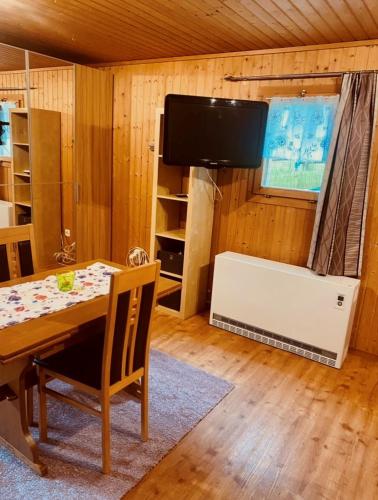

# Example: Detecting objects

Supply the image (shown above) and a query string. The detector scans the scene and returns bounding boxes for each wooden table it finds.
[0,259,181,475]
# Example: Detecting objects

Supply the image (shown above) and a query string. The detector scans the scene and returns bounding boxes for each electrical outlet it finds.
[64,228,71,238]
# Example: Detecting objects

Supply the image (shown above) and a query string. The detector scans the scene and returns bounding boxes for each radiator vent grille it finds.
[211,313,337,367]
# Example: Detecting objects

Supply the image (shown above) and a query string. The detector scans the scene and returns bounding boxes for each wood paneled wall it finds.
[109,42,378,355]
[0,67,74,234]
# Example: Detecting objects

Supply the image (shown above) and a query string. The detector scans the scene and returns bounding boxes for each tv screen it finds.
[163,94,268,168]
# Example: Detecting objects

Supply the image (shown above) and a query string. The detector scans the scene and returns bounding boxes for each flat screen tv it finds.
[163,94,268,168]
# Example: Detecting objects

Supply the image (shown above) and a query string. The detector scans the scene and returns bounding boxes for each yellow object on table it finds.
[56,271,75,292]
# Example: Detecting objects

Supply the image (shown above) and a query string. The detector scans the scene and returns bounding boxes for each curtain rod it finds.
[224,70,377,82]
[224,72,343,82]
[0,87,36,91]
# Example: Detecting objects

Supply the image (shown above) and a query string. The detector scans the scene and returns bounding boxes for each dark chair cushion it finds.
[35,331,105,390]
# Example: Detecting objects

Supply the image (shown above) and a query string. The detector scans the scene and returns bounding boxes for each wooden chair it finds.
[36,261,160,474]
[0,224,38,281]
[0,224,38,422]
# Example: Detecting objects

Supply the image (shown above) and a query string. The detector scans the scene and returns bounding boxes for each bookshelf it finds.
[150,108,215,319]
[10,108,61,269]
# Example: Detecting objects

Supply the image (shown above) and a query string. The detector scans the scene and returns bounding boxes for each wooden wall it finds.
[109,42,378,355]
[0,67,74,235]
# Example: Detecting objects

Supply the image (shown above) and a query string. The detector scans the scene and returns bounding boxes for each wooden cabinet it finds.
[74,65,113,262]
[10,107,61,269]
[150,109,215,319]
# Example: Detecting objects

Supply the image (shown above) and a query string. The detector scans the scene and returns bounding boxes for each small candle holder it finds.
[56,271,75,292]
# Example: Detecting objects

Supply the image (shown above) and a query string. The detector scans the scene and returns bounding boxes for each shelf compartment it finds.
[154,236,184,258]
[12,144,30,174]
[10,111,29,144]
[14,175,31,207]
[157,274,182,312]
[14,204,31,225]
[157,163,189,197]
[156,197,187,236]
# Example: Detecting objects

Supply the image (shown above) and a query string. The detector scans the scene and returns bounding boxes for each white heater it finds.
[210,252,360,368]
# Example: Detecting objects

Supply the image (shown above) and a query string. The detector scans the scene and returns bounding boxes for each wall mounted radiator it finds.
[210,252,360,369]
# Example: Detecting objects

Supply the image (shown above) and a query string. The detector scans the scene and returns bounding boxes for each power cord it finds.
[54,235,76,265]
[206,168,223,201]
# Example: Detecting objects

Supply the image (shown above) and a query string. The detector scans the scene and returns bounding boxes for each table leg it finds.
[0,359,47,476]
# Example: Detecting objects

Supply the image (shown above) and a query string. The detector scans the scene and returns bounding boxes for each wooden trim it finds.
[250,193,317,211]
[93,39,378,68]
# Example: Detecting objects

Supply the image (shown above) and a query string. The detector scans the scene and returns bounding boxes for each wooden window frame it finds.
[251,89,340,208]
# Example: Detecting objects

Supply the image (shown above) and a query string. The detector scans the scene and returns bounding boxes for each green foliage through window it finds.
[262,96,338,193]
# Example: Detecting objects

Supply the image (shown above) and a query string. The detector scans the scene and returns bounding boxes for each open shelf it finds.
[155,228,186,241]
[15,201,31,208]
[160,269,183,279]
[10,111,29,144]
[13,172,31,179]
[157,194,189,202]
[15,201,32,208]
[11,108,28,114]
[150,109,215,319]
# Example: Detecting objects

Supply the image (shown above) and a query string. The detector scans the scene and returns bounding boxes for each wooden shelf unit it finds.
[150,108,215,319]
[10,107,61,269]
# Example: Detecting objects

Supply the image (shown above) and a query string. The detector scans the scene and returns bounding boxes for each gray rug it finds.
[0,350,233,499]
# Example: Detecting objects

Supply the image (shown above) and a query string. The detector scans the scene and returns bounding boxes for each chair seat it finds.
[35,331,105,390]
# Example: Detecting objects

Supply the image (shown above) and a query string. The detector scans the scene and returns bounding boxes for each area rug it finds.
[0,350,233,499]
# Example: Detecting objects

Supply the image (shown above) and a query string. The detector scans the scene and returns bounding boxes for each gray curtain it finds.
[308,72,377,277]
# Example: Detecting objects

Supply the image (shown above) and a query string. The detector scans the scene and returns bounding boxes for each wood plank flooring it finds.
[124,311,378,500]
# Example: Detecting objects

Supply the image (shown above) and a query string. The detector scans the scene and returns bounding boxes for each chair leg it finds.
[141,375,148,441]
[26,387,34,426]
[38,368,48,442]
[101,394,111,474]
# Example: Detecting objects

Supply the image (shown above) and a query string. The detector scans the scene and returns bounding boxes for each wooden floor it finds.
[125,311,378,500]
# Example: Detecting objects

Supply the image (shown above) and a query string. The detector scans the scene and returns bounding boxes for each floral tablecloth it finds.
[0,262,120,330]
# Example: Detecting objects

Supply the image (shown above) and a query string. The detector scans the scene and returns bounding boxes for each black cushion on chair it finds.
[35,331,105,390]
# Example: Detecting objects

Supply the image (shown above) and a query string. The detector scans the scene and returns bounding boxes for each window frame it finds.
[253,92,339,204]
[0,95,24,159]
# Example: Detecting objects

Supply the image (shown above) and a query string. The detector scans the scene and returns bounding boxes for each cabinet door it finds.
[75,65,113,262]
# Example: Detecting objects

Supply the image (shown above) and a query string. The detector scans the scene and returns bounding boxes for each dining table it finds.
[0,259,181,475]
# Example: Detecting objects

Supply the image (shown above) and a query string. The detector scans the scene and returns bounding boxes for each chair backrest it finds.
[0,224,37,282]
[102,261,160,388]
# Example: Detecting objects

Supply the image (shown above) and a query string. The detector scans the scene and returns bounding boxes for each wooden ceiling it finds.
[0,44,26,71]
[1,0,378,64]
[0,43,71,71]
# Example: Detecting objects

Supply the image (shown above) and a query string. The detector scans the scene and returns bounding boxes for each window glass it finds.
[0,102,17,157]
[262,96,339,193]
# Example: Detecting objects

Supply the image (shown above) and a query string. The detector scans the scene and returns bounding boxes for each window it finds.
[0,102,16,157]
[254,96,339,201]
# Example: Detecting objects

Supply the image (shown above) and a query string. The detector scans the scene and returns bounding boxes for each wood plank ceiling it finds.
[0,43,71,71]
[1,0,378,64]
